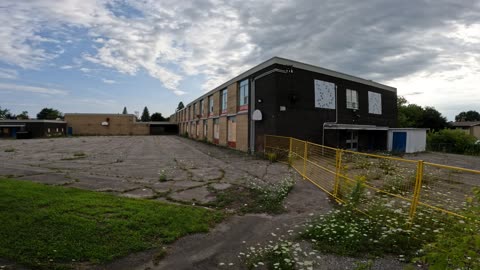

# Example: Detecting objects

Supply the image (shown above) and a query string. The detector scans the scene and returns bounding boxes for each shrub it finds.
[427,129,477,154]
[266,152,278,163]
[420,188,480,269]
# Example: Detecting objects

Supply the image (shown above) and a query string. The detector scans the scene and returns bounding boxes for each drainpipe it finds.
[250,68,290,154]
[322,85,338,147]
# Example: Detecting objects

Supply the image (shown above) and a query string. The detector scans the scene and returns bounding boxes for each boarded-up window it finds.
[213,119,219,139]
[368,91,382,115]
[227,117,236,142]
[203,120,207,137]
[196,121,200,137]
[314,79,336,109]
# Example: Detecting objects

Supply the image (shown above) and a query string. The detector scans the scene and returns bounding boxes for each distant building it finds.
[172,57,398,153]
[64,113,178,136]
[451,121,480,139]
[0,120,66,139]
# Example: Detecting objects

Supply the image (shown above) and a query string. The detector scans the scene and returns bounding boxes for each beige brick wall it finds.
[227,82,238,114]
[65,114,149,136]
[219,116,227,146]
[236,114,249,151]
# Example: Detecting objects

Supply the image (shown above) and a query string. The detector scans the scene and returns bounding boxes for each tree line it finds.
[397,96,479,130]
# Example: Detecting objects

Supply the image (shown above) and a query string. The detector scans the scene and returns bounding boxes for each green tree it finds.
[422,106,449,131]
[140,106,150,122]
[150,112,165,121]
[176,102,184,111]
[397,96,448,130]
[122,107,128,114]
[0,106,10,119]
[17,111,29,120]
[455,110,480,122]
[37,108,63,120]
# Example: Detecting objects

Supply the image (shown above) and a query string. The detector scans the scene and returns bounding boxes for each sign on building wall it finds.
[314,79,336,109]
[368,91,382,114]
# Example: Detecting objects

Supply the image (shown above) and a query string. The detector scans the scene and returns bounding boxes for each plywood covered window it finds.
[203,120,207,137]
[368,91,382,115]
[213,119,219,140]
[346,89,359,109]
[314,79,336,109]
[227,116,236,147]
[239,79,249,111]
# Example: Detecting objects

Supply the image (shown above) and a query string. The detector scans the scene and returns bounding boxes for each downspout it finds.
[322,85,338,146]
[250,68,289,154]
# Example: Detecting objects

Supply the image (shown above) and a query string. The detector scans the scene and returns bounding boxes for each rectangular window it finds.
[221,89,228,114]
[209,95,214,115]
[227,116,236,148]
[346,89,359,109]
[200,100,204,116]
[203,120,207,137]
[239,79,249,110]
[193,103,197,117]
[368,91,382,115]
[213,119,219,142]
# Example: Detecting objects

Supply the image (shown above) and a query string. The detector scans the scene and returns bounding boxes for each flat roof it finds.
[180,56,397,111]
[64,113,136,117]
[324,123,389,131]
[451,121,480,127]
[0,120,66,124]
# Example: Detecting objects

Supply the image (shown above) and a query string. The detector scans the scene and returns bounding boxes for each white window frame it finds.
[346,89,359,110]
[221,89,228,112]
[239,79,249,107]
[209,95,214,115]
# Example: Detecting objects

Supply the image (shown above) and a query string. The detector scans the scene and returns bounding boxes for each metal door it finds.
[392,132,407,152]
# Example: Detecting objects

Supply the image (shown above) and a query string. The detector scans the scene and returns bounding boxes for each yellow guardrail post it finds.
[303,141,308,178]
[333,149,343,198]
[409,160,424,224]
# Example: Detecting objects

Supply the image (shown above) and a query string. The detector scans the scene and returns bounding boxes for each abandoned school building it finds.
[0,119,67,139]
[171,57,425,153]
[64,113,178,136]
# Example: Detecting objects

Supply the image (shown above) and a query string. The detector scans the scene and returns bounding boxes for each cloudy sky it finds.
[0,0,479,120]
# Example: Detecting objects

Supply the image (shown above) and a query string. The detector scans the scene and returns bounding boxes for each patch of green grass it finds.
[73,151,86,157]
[0,178,223,269]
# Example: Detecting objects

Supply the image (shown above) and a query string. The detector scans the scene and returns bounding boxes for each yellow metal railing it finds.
[265,135,480,223]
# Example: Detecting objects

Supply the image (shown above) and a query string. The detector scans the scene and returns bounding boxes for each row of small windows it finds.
[345,89,382,114]
[182,79,249,119]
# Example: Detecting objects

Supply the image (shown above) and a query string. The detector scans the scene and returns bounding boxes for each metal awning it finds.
[0,125,25,128]
[324,123,389,131]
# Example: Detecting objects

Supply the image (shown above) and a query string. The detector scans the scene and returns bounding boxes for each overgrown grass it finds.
[0,178,223,269]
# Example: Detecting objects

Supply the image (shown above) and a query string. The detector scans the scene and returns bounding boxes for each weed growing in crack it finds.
[247,176,295,214]
[159,170,167,182]
[4,148,15,153]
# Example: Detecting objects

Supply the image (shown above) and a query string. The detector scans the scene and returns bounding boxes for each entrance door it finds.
[392,132,407,152]
[346,131,358,151]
